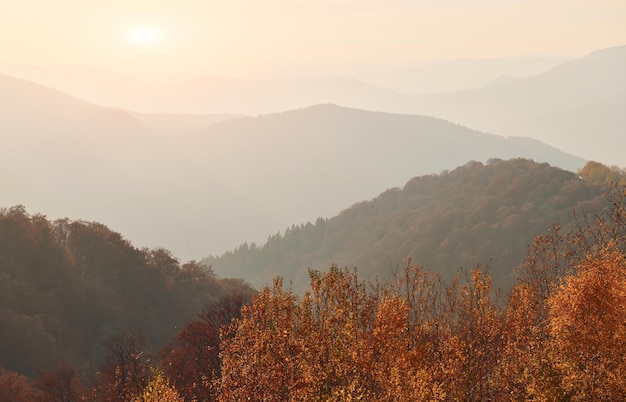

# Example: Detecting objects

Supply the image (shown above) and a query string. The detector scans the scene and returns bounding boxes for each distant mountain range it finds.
[409,45,626,166]
[0,56,566,111]
[207,159,607,293]
[3,45,623,165]
[355,56,567,94]
[0,72,587,260]
[128,111,241,131]
[0,62,406,115]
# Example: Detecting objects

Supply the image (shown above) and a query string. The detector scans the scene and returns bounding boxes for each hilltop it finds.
[208,159,607,292]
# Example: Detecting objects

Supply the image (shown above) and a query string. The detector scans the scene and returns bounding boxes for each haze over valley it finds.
[1,41,624,270]
[1,73,588,260]
[2,43,624,260]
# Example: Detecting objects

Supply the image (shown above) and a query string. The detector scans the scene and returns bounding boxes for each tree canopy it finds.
[0,206,253,379]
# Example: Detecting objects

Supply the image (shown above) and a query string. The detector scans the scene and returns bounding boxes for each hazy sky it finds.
[2,0,625,77]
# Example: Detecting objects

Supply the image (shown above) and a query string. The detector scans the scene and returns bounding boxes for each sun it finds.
[129,26,161,47]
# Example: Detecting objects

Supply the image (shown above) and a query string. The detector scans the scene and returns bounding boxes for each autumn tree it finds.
[219,268,380,400]
[547,248,626,400]
[218,265,507,400]
[498,183,626,399]
[95,330,152,401]
[35,364,85,402]
[369,293,445,401]
[132,370,183,402]
[160,292,251,401]
[437,268,506,401]
[304,267,381,400]
[218,278,308,401]
[369,264,448,400]
[578,160,626,187]
[0,368,39,401]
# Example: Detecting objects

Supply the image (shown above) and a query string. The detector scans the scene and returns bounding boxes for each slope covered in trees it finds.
[1,171,624,400]
[0,206,253,379]
[208,159,608,293]
[217,185,626,400]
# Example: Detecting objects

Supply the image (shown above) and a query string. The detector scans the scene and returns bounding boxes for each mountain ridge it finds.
[1,72,589,260]
[2,44,623,164]
[207,158,607,293]
[409,45,626,165]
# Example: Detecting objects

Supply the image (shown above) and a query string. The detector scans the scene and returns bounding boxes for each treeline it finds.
[2,184,625,400]
[0,206,253,379]
[207,159,608,292]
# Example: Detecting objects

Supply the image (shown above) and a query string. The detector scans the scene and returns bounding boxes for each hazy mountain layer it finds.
[3,46,622,166]
[410,45,626,166]
[355,56,567,94]
[0,74,586,261]
[0,56,567,106]
[207,159,607,293]
[128,111,242,131]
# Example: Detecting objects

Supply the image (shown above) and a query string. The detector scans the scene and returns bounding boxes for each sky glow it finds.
[0,0,624,77]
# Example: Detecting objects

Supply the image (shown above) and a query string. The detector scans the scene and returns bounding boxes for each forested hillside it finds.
[3,183,624,400]
[0,207,253,378]
[0,163,624,400]
[208,159,607,292]
[216,184,626,401]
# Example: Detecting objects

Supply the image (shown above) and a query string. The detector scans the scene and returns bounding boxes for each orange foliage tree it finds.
[218,265,507,401]
[0,369,39,401]
[218,278,310,401]
[132,370,183,402]
[547,248,626,400]
[498,184,626,400]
